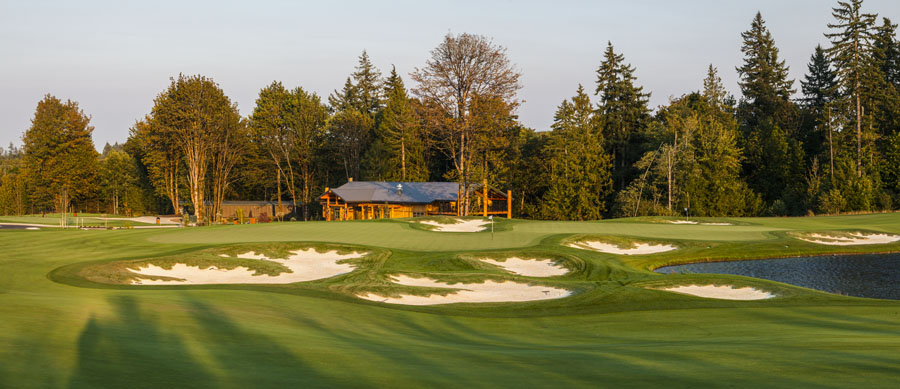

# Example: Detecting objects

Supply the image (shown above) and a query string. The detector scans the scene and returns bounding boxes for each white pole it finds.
[489,215,494,240]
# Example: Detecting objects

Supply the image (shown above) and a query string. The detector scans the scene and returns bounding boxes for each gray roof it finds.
[327,181,460,204]
[201,201,288,206]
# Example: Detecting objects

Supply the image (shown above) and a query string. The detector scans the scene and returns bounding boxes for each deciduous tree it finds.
[149,75,242,224]
[22,95,98,213]
[411,33,521,215]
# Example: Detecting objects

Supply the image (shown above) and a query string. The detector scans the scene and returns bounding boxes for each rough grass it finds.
[2,213,900,387]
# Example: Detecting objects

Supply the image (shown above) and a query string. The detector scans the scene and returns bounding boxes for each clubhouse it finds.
[319,179,511,221]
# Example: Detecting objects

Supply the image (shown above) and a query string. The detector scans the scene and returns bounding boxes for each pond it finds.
[655,253,900,300]
[0,224,39,230]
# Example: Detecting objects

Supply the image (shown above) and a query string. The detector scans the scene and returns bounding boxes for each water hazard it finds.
[656,253,900,300]
[0,224,39,230]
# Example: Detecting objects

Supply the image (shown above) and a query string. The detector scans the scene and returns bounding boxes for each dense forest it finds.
[3,0,900,222]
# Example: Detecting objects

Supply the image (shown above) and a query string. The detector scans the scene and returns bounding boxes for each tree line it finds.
[3,0,899,222]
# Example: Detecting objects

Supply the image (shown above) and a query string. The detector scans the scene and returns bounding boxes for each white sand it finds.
[796,232,900,246]
[568,241,676,255]
[358,275,570,305]
[669,220,698,224]
[654,284,775,300]
[701,222,733,226]
[92,216,179,224]
[129,248,364,285]
[479,257,569,277]
[418,219,489,232]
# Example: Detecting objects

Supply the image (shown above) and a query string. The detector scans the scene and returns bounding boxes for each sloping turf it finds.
[1,215,899,387]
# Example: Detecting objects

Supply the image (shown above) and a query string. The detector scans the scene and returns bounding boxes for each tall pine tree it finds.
[736,12,805,214]
[327,51,384,181]
[799,45,839,164]
[542,85,612,220]
[595,42,650,192]
[825,0,878,177]
[364,66,427,181]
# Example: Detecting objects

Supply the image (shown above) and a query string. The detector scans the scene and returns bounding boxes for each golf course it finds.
[2,213,900,387]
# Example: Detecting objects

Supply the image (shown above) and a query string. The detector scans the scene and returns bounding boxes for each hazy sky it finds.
[2,0,899,150]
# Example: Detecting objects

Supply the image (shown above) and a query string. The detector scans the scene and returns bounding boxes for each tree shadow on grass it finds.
[68,295,215,388]
[180,298,333,387]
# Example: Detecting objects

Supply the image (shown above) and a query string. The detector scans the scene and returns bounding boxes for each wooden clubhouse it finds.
[319,179,511,221]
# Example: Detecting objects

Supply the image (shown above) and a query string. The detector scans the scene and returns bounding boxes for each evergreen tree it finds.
[327,51,384,181]
[825,0,878,176]
[871,17,900,136]
[328,50,383,116]
[737,13,795,106]
[873,18,900,88]
[352,50,383,116]
[542,85,612,220]
[22,95,98,213]
[364,67,427,181]
[799,45,840,164]
[801,45,839,113]
[702,64,728,108]
[735,12,805,214]
[594,42,650,192]
[328,77,358,113]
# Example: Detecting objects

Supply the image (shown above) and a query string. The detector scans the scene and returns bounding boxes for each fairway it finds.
[2,214,900,387]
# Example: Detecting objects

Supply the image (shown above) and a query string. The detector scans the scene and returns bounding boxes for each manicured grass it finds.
[1,214,899,387]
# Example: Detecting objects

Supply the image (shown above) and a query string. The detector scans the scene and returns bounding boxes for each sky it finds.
[2,0,899,150]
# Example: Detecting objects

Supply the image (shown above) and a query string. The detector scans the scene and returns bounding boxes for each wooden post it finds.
[326,194,331,221]
[507,190,512,219]
[483,179,488,217]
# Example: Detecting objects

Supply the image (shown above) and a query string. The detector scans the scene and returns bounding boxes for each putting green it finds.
[1,214,899,387]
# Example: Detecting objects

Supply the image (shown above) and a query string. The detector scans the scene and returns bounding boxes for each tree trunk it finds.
[277,167,283,220]
[856,93,862,176]
[401,138,406,181]
[829,123,834,183]
[667,149,673,212]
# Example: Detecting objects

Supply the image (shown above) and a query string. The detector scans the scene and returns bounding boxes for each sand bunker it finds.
[796,232,900,246]
[568,241,676,255]
[418,219,489,232]
[93,216,179,224]
[479,257,568,277]
[667,220,732,226]
[654,284,774,300]
[358,275,570,305]
[129,248,364,285]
